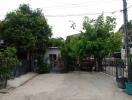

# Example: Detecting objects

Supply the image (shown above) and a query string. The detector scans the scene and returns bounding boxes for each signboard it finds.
[130,48,132,54]
[121,49,125,60]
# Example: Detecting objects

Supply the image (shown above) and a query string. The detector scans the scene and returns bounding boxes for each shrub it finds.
[35,55,50,74]
[0,47,20,80]
[36,63,50,74]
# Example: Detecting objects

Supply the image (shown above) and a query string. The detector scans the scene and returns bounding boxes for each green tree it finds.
[82,15,122,71]
[0,47,19,81]
[0,4,52,60]
[48,37,64,48]
[61,36,85,71]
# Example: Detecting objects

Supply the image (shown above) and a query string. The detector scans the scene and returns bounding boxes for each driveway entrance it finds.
[0,72,132,100]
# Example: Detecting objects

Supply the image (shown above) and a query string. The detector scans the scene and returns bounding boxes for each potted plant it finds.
[125,82,132,95]
[116,59,128,89]
[0,47,20,89]
[125,55,132,95]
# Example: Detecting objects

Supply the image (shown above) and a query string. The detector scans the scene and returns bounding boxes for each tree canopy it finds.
[61,15,122,71]
[81,15,122,71]
[48,37,64,48]
[0,4,52,58]
[83,15,115,56]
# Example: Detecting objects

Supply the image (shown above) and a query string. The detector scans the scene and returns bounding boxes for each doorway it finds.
[49,54,57,69]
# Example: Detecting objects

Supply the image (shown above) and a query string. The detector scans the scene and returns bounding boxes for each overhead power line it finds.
[0,3,131,18]
[1,6,131,18]
[45,12,119,17]
[43,0,122,10]
[45,5,132,18]
[0,0,122,11]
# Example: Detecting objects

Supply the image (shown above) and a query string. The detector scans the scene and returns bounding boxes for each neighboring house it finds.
[119,22,132,60]
[44,47,61,69]
[118,21,132,78]
[66,33,81,41]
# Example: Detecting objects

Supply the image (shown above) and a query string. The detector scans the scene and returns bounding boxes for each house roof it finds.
[66,33,81,41]
[48,47,59,49]
[67,33,81,37]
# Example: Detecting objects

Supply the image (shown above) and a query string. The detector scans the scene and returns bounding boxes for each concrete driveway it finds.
[0,71,132,100]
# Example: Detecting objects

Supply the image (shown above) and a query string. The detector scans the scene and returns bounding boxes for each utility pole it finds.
[123,0,132,81]
[123,0,128,66]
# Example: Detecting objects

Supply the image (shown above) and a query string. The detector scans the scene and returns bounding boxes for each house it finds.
[44,47,61,69]
[119,21,132,59]
[66,33,81,42]
[118,21,132,79]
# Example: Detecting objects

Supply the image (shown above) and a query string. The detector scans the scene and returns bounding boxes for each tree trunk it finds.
[27,52,32,72]
[95,58,103,72]
[0,79,7,89]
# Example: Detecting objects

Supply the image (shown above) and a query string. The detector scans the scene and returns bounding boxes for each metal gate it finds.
[103,58,125,77]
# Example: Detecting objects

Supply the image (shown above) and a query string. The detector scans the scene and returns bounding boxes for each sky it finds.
[0,0,132,39]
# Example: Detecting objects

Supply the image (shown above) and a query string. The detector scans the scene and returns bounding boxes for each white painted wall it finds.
[44,47,61,64]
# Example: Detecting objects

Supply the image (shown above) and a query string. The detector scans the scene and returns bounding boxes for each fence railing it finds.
[12,59,34,77]
[102,58,125,77]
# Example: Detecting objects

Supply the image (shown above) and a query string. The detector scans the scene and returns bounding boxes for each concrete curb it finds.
[0,87,13,94]
[0,73,38,94]
[18,73,38,87]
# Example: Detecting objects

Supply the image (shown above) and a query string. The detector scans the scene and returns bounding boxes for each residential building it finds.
[44,47,61,69]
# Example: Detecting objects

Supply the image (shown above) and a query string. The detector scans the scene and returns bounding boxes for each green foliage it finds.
[64,37,84,59]
[0,4,52,55]
[48,37,64,48]
[61,36,85,71]
[109,32,122,52]
[35,56,50,74]
[36,63,50,74]
[61,15,122,71]
[80,15,122,71]
[0,47,20,80]
[82,15,122,59]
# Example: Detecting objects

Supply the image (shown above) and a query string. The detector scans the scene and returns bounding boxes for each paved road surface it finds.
[0,71,131,100]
